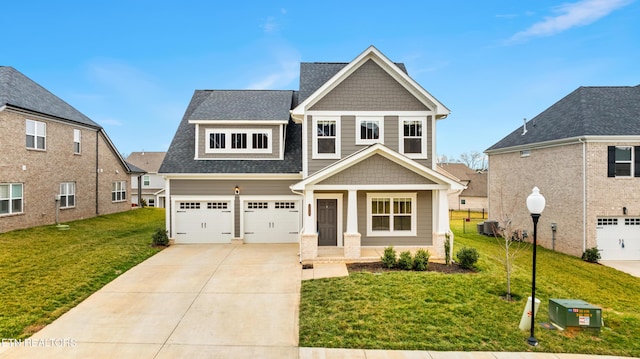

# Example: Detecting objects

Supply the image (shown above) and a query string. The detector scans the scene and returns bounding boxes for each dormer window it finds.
[206,129,271,153]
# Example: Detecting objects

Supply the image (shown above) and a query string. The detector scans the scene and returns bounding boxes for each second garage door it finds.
[596,217,640,260]
[243,200,300,243]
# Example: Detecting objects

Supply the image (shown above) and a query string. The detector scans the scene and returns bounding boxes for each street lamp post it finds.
[526,187,545,346]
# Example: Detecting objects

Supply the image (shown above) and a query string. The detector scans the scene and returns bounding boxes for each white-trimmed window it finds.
[206,129,272,153]
[614,146,632,177]
[73,129,81,154]
[112,181,126,202]
[312,116,340,158]
[0,183,23,215]
[59,182,75,208]
[399,117,426,158]
[143,175,150,187]
[366,193,416,236]
[26,119,46,150]
[356,117,384,145]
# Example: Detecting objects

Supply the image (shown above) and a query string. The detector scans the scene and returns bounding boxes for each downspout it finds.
[95,130,99,215]
[579,138,587,253]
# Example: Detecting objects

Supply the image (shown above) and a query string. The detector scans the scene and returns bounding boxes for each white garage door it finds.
[596,217,640,260]
[174,201,233,243]
[244,200,300,243]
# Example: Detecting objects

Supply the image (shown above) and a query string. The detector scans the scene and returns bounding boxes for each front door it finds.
[317,199,337,246]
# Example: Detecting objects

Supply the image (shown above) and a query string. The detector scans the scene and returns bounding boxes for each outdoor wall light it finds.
[526,186,546,346]
[234,186,240,195]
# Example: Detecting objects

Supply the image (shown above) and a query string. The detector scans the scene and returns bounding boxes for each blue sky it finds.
[2,0,638,160]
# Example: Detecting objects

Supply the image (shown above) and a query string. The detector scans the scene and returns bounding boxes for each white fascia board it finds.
[310,184,451,191]
[482,135,640,155]
[0,105,6,112]
[188,120,288,125]
[162,173,303,180]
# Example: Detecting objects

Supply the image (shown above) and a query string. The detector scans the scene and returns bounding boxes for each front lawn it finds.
[299,212,640,356]
[0,208,165,339]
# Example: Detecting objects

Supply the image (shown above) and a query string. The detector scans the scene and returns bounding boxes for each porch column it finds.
[344,189,361,259]
[432,189,450,259]
[301,189,318,261]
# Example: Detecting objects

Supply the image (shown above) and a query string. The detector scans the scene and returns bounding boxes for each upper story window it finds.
[73,129,81,154]
[0,183,23,215]
[59,182,75,208]
[112,181,127,202]
[312,116,340,159]
[399,117,427,158]
[26,119,46,150]
[143,175,150,187]
[206,129,272,154]
[356,117,384,145]
[615,146,632,176]
[608,146,640,178]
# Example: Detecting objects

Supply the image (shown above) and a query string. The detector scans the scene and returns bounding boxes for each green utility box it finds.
[549,299,602,330]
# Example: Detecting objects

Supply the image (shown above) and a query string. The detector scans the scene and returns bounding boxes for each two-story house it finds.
[1,66,136,233]
[486,85,640,261]
[126,151,166,208]
[159,46,463,261]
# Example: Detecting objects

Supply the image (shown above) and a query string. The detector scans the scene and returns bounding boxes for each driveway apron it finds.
[0,244,301,359]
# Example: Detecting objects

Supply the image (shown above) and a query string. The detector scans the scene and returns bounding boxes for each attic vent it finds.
[520,150,531,158]
[521,118,527,136]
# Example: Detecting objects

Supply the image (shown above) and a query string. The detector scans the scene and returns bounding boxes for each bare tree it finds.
[459,151,486,170]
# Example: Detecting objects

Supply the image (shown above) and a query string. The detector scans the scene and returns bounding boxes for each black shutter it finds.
[607,146,616,177]
[635,146,640,177]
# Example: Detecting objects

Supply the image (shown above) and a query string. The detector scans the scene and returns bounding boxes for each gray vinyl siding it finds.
[196,124,281,159]
[309,59,429,112]
[358,190,433,246]
[318,154,436,185]
[170,179,296,196]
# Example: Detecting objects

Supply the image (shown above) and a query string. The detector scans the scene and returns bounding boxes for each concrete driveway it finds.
[0,244,301,359]
[600,260,640,278]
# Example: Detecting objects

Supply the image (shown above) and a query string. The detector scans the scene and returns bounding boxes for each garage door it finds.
[596,217,640,260]
[174,201,233,243]
[243,200,300,243]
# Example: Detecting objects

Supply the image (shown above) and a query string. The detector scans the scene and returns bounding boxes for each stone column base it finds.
[344,233,361,259]
[300,233,318,261]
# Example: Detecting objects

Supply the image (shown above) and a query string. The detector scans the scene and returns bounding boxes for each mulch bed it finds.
[346,261,475,274]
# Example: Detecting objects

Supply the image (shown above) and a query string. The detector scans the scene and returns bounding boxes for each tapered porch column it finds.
[432,189,451,259]
[344,189,361,259]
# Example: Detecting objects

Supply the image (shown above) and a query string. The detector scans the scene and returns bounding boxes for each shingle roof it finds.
[438,163,487,197]
[187,90,294,121]
[159,90,301,174]
[486,85,640,152]
[0,66,99,127]
[126,152,166,172]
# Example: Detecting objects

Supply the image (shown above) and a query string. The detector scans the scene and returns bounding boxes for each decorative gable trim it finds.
[290,46,450,122]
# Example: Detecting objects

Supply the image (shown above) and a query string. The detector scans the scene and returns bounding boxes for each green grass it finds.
[0,208,165,339]
[300,211,640,356]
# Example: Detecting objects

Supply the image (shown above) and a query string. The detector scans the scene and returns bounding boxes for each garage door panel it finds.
[597,217,640,260]
[174,201,233,244]
[244,200,300,243]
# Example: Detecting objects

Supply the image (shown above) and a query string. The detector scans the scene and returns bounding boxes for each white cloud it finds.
[246,45,301,90]
[505,0,633,44]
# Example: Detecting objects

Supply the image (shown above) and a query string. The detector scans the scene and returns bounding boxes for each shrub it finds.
[413,249,430,271]
[152,228,169,246]
[444,233,452,265]
[398,251,414,270]
[457,247,479,269]
[381,246,397,268]
[582,247,601,263]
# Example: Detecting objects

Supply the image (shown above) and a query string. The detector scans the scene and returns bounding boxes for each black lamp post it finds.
[526,186,545,346]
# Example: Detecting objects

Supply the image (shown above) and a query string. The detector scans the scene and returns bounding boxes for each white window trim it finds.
[356,116,384,145]
[26,119,46,150]
[59,182,76,209]
[112,181,127,202]
[615,146,633,178]
[0,183,23,216]
[398,116,427,159]
[143,175,150,187]
[205,128,272,154]
[73,129,81,154]
[366,192,417,237]
[312,116,341,159]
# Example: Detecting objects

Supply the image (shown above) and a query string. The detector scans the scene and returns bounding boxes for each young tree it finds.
[459,151,487,170]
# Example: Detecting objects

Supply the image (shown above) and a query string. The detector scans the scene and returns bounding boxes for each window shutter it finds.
[635,146,640,177]
[607,146,615,177]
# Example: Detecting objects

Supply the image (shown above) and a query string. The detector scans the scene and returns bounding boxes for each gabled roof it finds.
[186,90,294,123]
[291,144,464,191]
[0,66,99,127]
[159,90,302,174]
[437,163,487,197]
[486,85,640,152]
[126,152,166,173]
[291,45,450,121]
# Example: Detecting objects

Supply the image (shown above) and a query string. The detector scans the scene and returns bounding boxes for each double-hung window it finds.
[59,182,75,208]
[112,181,126,202]
[26,119,46,150]
[367,193,416,236]
[312,116,340,158]
[206,129,271,153]
[607,146,640,178]
[399,117,426,158]
[143,175,150,187]
[73,129,81,154]
[0,183,23,215]
[356,117,384,145]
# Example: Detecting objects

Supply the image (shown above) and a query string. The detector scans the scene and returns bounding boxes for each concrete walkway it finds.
[0,244,635,358]
[601,260,640,278]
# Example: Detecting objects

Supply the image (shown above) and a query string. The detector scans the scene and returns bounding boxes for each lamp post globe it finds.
[526,186,545,346]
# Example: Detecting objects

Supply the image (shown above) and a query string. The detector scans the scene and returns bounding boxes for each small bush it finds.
[152,228,169,246]
[413,249,430,271]
[398,251,414,270]
[457,247,479,269]
[582,247,601,263]
[381,246,397,268]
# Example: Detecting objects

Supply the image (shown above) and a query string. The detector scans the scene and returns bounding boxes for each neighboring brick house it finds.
[126,151,166,208]
[438,163,487,212]
[0,66,137,233]
[485,85,640,260]
[160,46,463,261]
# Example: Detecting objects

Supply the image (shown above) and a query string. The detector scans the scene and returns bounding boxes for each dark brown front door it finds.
[317,199,337,246]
